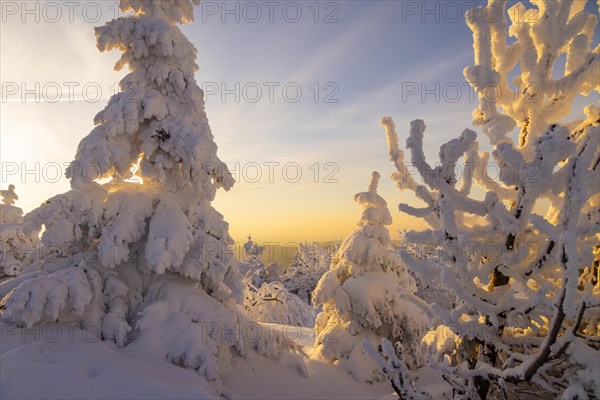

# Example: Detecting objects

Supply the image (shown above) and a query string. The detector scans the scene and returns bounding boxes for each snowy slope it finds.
[223,350,396,400]
[0,322,217,399]
[0,321,450,399]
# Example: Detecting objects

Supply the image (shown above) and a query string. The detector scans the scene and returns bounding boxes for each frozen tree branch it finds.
[384,1,599,398]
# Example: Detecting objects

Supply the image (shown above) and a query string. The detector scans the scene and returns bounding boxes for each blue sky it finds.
[1,0,598,244]
[188,0,491,242]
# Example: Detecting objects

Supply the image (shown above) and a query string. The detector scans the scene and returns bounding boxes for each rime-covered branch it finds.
[384,1,599,398]
[362,338,431,400]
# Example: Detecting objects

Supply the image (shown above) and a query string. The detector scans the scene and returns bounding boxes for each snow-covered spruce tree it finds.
[239,234,272,295]
[282,241,332,305]
[312,172,431,382]
[239,235,264,273]
[0,0,292,386]
[239,234,268,283]
[383,1,599,398]
[0,185,41,277]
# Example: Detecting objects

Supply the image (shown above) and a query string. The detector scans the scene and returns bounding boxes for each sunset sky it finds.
[1,0,598,246]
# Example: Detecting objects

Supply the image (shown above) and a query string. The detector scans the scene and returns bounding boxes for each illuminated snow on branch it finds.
[384,1,599,398]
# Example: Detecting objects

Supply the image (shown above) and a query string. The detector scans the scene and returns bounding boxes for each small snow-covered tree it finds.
[239,234,264,274]
[239,234,273,287]
[239,234,272,290]
[240,235,314,326]
[0,185,41,277]
[282,242,332,304]
[1,185,18,206]
[0,0,292,386]
[312,172,431,382]
[384,1,599,398]
[244,280,316,327]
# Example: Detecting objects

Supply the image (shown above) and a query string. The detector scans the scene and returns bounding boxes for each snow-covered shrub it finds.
[239,235,281,287]
[244,280,316,327]
[264,261,284,281]
[312,172,431,383]
[0,0,293,387]
[383,1,599,398]
[282,242,333,305]
[241,236,315,326]
[0,185,41,277]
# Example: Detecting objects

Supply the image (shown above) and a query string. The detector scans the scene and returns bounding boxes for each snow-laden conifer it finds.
[0,185,41,277]
[312,172,431,382]
[0,0,292,386]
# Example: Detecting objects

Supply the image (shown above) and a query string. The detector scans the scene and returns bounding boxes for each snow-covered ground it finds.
[0,322,448,399]
[1,322,216,399]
